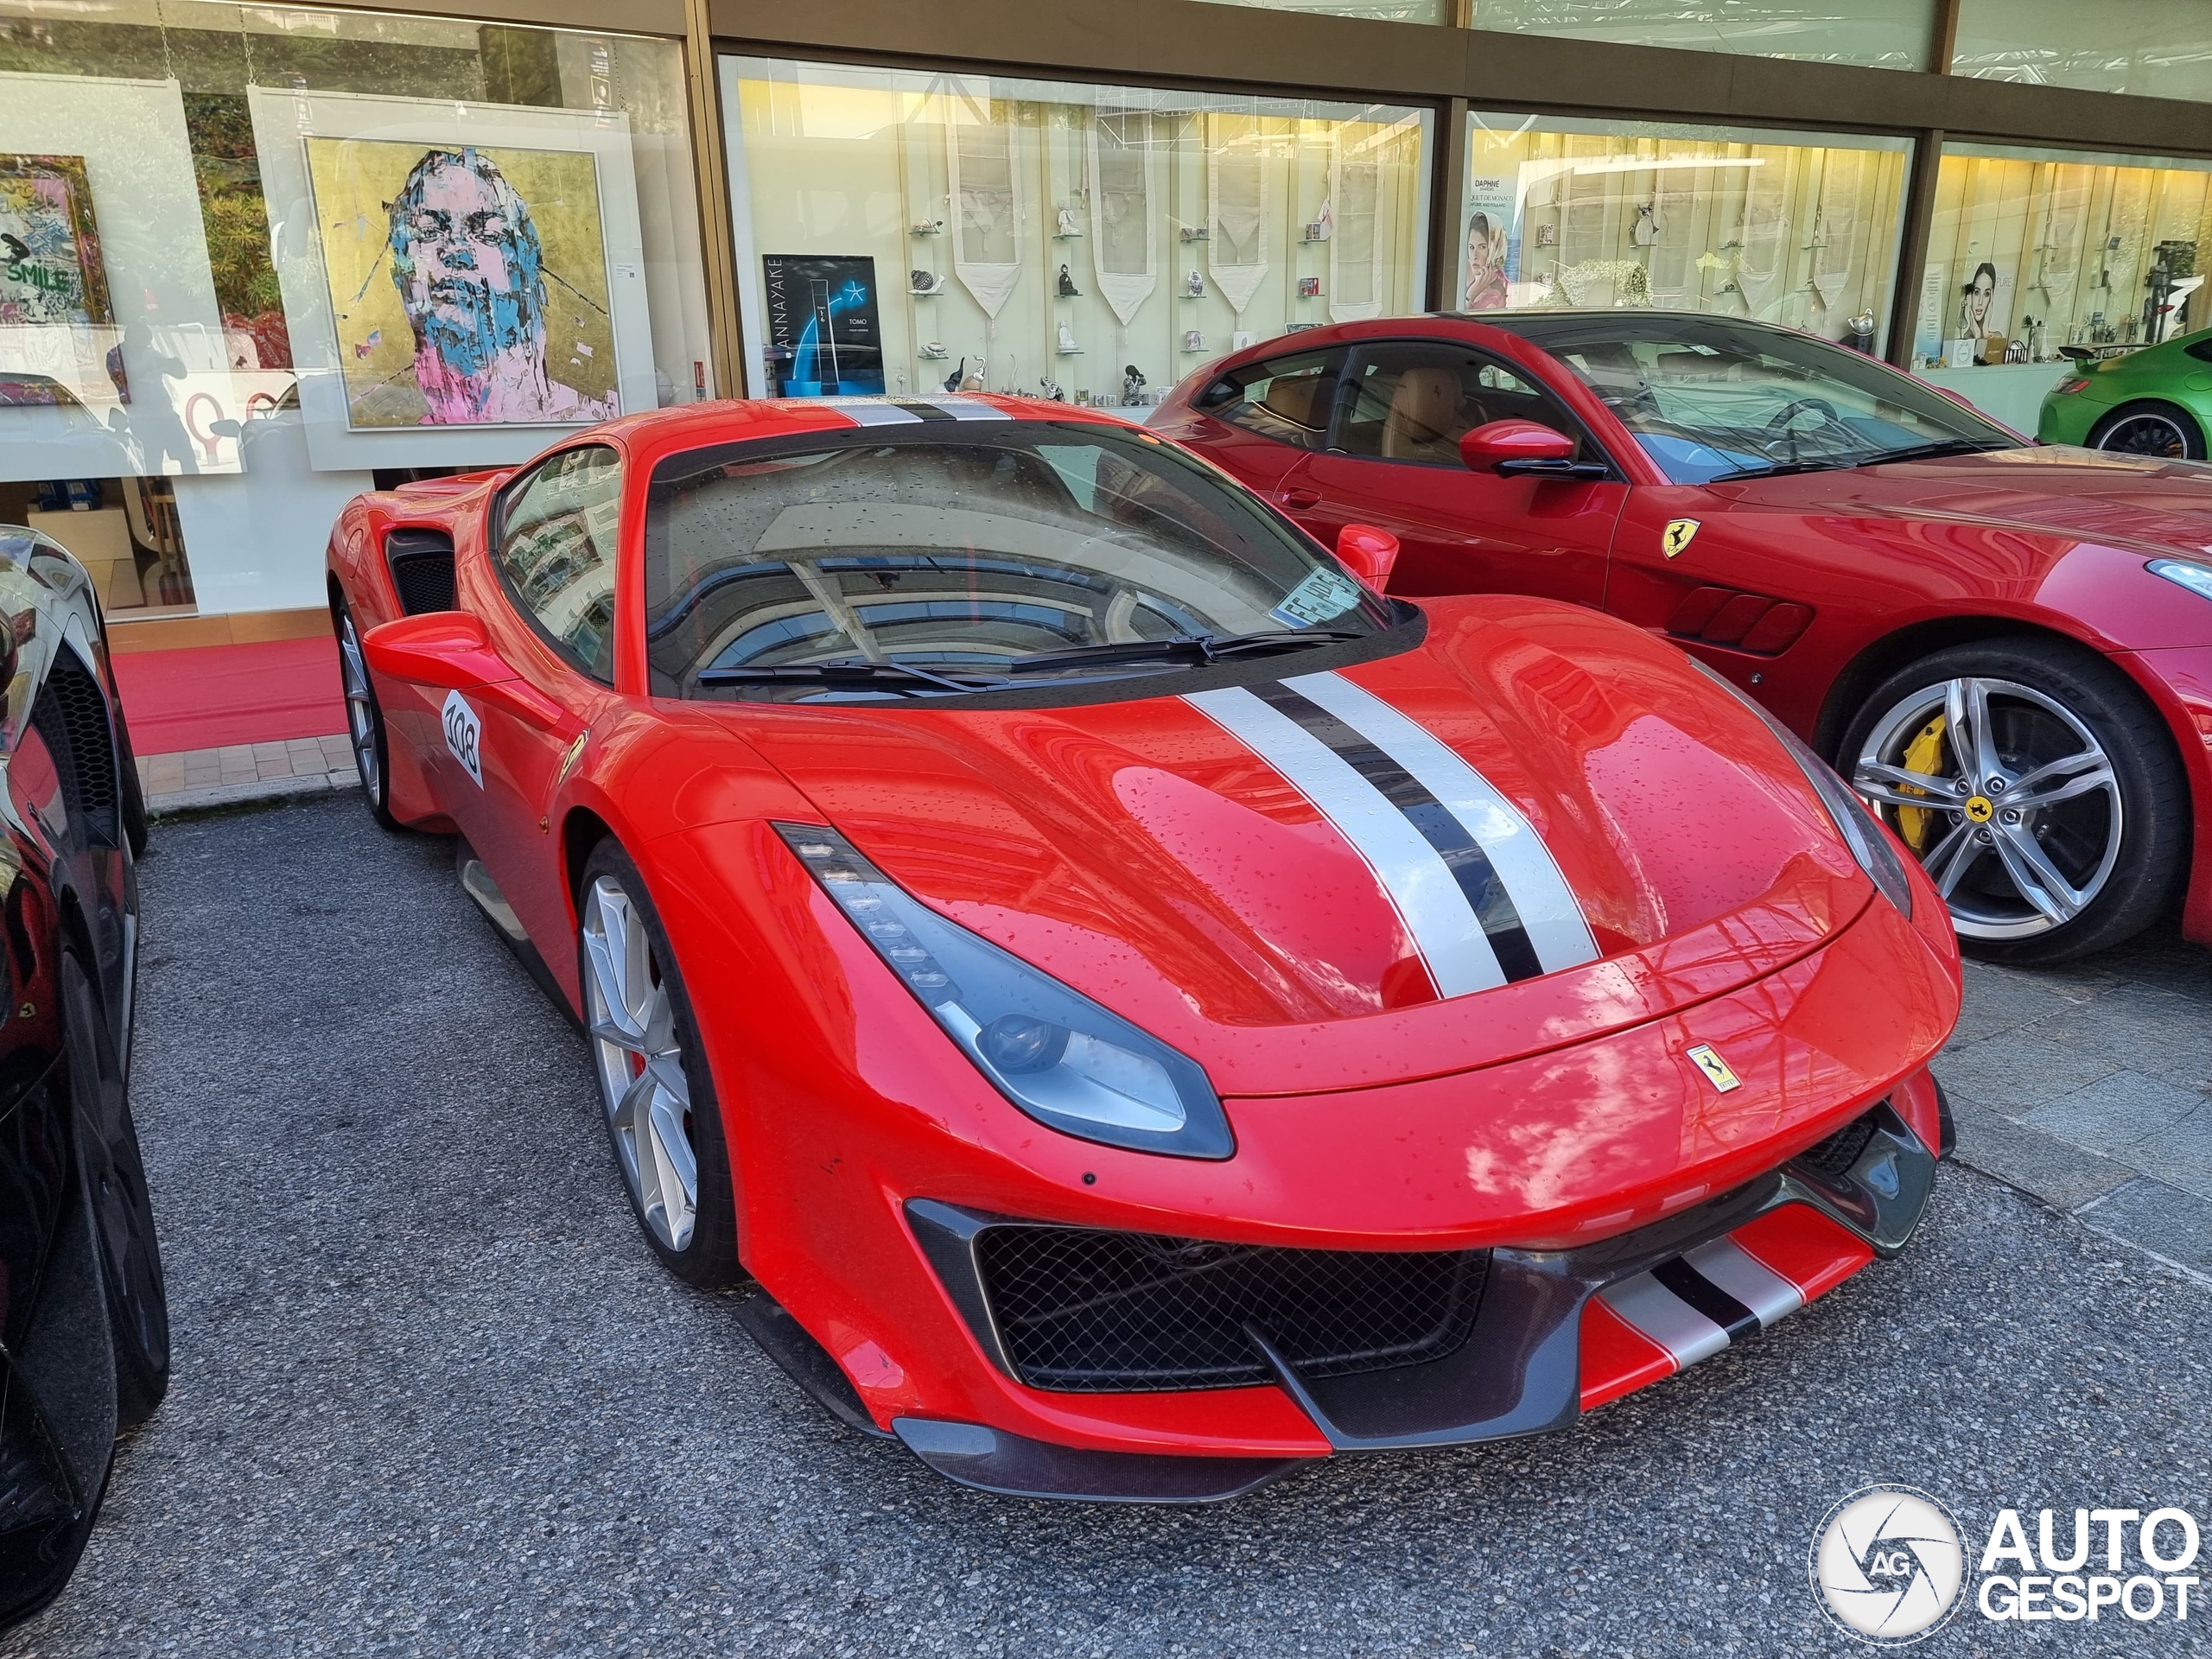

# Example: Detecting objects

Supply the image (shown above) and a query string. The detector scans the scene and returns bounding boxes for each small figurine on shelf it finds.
[1058,321,1083,355]
[1184,269,1205,298]
[1055,205,1081,238]
[911,217,944,236]
[1298,276,1322,298]
[1302,220,1325,243]
[1182,328,1204,353]
[910,269,941,295]
[942,358,966,393]
[1074,388,1091,406]
[1845,308,1878,355]
[1039,375,1066,402]
[962,365,987,393]
[1122,364,1147,406]
[918,340,949,359]
[1179,224,1209,243]
[1058,264,1081,297]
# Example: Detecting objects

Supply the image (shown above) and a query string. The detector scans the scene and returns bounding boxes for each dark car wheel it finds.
[332,594,397,830]
[2087,399,2207,461]
[1842,639,2188,966]
[575,839,743,1287]
[61,944,168,1427]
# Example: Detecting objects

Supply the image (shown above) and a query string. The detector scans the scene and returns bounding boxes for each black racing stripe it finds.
[1651,1258,1760,1343]
[889,398,957,422]
[1252,682,1542,982]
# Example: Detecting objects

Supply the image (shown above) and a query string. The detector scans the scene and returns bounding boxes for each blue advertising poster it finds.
[761,254,886,396]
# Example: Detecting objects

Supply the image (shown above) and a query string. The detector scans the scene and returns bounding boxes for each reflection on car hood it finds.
[1778,445,2212,548]
[731,596,1872,1094]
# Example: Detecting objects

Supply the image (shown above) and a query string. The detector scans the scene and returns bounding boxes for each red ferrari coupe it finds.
[327,395,1960,1500]
[1155,313,2212,966]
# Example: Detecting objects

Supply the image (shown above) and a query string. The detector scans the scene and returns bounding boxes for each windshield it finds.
[1510,316,2018,484]
[645,422,1393,701]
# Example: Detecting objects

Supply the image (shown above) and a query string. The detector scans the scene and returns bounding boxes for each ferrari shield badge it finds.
[1687,1044,1742,1093]
[1662,518,1701,559]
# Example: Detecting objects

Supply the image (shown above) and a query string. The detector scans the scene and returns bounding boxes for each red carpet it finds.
[112,637,346,755]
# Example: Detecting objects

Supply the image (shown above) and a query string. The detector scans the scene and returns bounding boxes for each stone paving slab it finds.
[140,734,355,817]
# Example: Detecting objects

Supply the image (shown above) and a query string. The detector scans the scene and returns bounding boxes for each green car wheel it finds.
[2039,326,2212,458]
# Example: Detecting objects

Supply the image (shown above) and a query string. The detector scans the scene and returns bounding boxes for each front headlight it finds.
[777,823,1234,1160]
[1689,661,1914,918]
[2149,558,2212,603]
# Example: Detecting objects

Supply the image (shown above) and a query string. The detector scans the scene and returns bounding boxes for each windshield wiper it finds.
[1706,456,1860,483]
[1006,626,1369,675]
[1858,437,2014,465]
[696,658,1015,696]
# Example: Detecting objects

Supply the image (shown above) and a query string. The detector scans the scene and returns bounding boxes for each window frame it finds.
[488,441,626,687]
[1199,346,1354,453]
[1327,337,1622,479]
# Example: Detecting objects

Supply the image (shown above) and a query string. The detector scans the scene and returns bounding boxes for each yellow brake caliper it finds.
[1894,715,1947,852]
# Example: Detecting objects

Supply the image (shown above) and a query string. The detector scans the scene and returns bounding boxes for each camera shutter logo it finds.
[1810,1485,1969,1644]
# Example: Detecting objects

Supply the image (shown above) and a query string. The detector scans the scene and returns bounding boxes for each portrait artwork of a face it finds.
[308,137,618,429]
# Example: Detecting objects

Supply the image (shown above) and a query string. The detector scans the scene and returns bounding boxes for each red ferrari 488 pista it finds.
[327,394,1960,1500]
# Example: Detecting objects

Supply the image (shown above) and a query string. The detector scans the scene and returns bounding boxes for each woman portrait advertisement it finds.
[1464,211,1510,311]
[1961,260,1999,341]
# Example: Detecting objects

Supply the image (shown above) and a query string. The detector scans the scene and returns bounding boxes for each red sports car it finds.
[327,395,1960,1501]
[1154,313,2212,966]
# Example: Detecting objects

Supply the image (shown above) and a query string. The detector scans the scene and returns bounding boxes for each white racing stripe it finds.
[813,397,923,426]
[1599,1236,1806,1376]
[1681,1236,1803,1327]
[1600,1273,1732,1370]
[1281,671,1598,975]
[913,396,1013,421]
[1185,685,1508,996]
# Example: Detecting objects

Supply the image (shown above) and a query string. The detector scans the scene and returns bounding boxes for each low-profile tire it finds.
[62,943,168,1427]
[2087,399,2207,461]
[1840,637,2188,966]
[575,838,743,1287]
[332,593,399,830]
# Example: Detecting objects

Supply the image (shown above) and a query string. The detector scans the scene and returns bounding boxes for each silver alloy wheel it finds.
[2097,410,2192,459]
[337,612,381,804]
[1852,676,2122,940]
[581,874,697,1250]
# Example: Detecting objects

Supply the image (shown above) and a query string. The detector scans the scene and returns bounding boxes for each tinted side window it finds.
[495,445,622,682]
[1198,347,1347,450]
[1336,343,1593,467]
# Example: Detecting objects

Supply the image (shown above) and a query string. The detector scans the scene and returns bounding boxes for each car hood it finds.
[1740,445,2212,550]
[729,598,1873,1095]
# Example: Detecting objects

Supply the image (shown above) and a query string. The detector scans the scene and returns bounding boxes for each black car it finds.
[0,524,163,1630]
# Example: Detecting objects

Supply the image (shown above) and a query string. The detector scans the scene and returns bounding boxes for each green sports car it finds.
[2039,327,2212,458]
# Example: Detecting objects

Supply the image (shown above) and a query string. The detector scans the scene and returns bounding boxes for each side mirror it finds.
[1460,418,1580,475]
[361,612,510,692]
[1336,523,1400,593]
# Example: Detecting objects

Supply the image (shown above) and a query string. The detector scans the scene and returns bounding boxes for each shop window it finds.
[1460,112,1910,353]
[720,58,1431,409]
[0,1,711,627]
[1954,0,2212,102]
[1912,143,2212,429]
[1194,0,1451,22]
[1465,0,1936,72]
[494,444,622,681]
[1334,341,1589,464]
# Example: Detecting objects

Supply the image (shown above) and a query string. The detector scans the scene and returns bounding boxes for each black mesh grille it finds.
[975,1224,1487,1392]
[30,656,118,846]
[0,1362,73,1533]
[1795,1108,1883,1179]
[385,529,455,615]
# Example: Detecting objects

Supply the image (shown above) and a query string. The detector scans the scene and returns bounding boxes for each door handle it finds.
[1279,489,1322,511]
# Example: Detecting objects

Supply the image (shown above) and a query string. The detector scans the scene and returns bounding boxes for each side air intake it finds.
[384,528,456,615]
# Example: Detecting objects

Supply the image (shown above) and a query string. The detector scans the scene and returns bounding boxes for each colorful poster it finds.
[1954,257,2017,346]
[760,255,885,397]
[305,137,618,429]
[1462,168,1517,312]
[0,153,111,331]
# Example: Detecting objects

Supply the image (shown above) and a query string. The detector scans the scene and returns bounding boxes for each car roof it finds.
[589,393,1144,455]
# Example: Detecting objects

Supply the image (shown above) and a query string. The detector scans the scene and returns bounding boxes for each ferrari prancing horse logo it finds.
[1964,794,1995,823]
[1687,1044,1742,1093]
[1662,518,1701,558]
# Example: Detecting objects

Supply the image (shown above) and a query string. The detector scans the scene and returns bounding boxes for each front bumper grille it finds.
[1793,1109,1883,1180]
[971,1223,1488,1392]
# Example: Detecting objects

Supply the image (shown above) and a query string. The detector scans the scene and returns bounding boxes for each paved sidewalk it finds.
[1938,931,2212,1278]
[137,734,357,815]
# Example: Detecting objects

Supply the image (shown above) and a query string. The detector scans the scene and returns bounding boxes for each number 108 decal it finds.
[442,690,483,787]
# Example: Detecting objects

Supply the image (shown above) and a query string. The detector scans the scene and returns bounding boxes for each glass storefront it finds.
[1916,143,2212,429]
[1953,0,2212,103]
[721,58,1431,410]
[1460,113,1910,347]
[1200,0,1451,19]
[0,0,711,621]
[1465,1,1936,71]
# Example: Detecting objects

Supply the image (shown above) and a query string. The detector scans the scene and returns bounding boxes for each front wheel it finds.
[332,594,397,830]
[1841,639,2188,965]
[575,839,742,1287]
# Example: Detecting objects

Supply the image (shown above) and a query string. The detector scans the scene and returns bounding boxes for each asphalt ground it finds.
[5,794,2211,1657]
